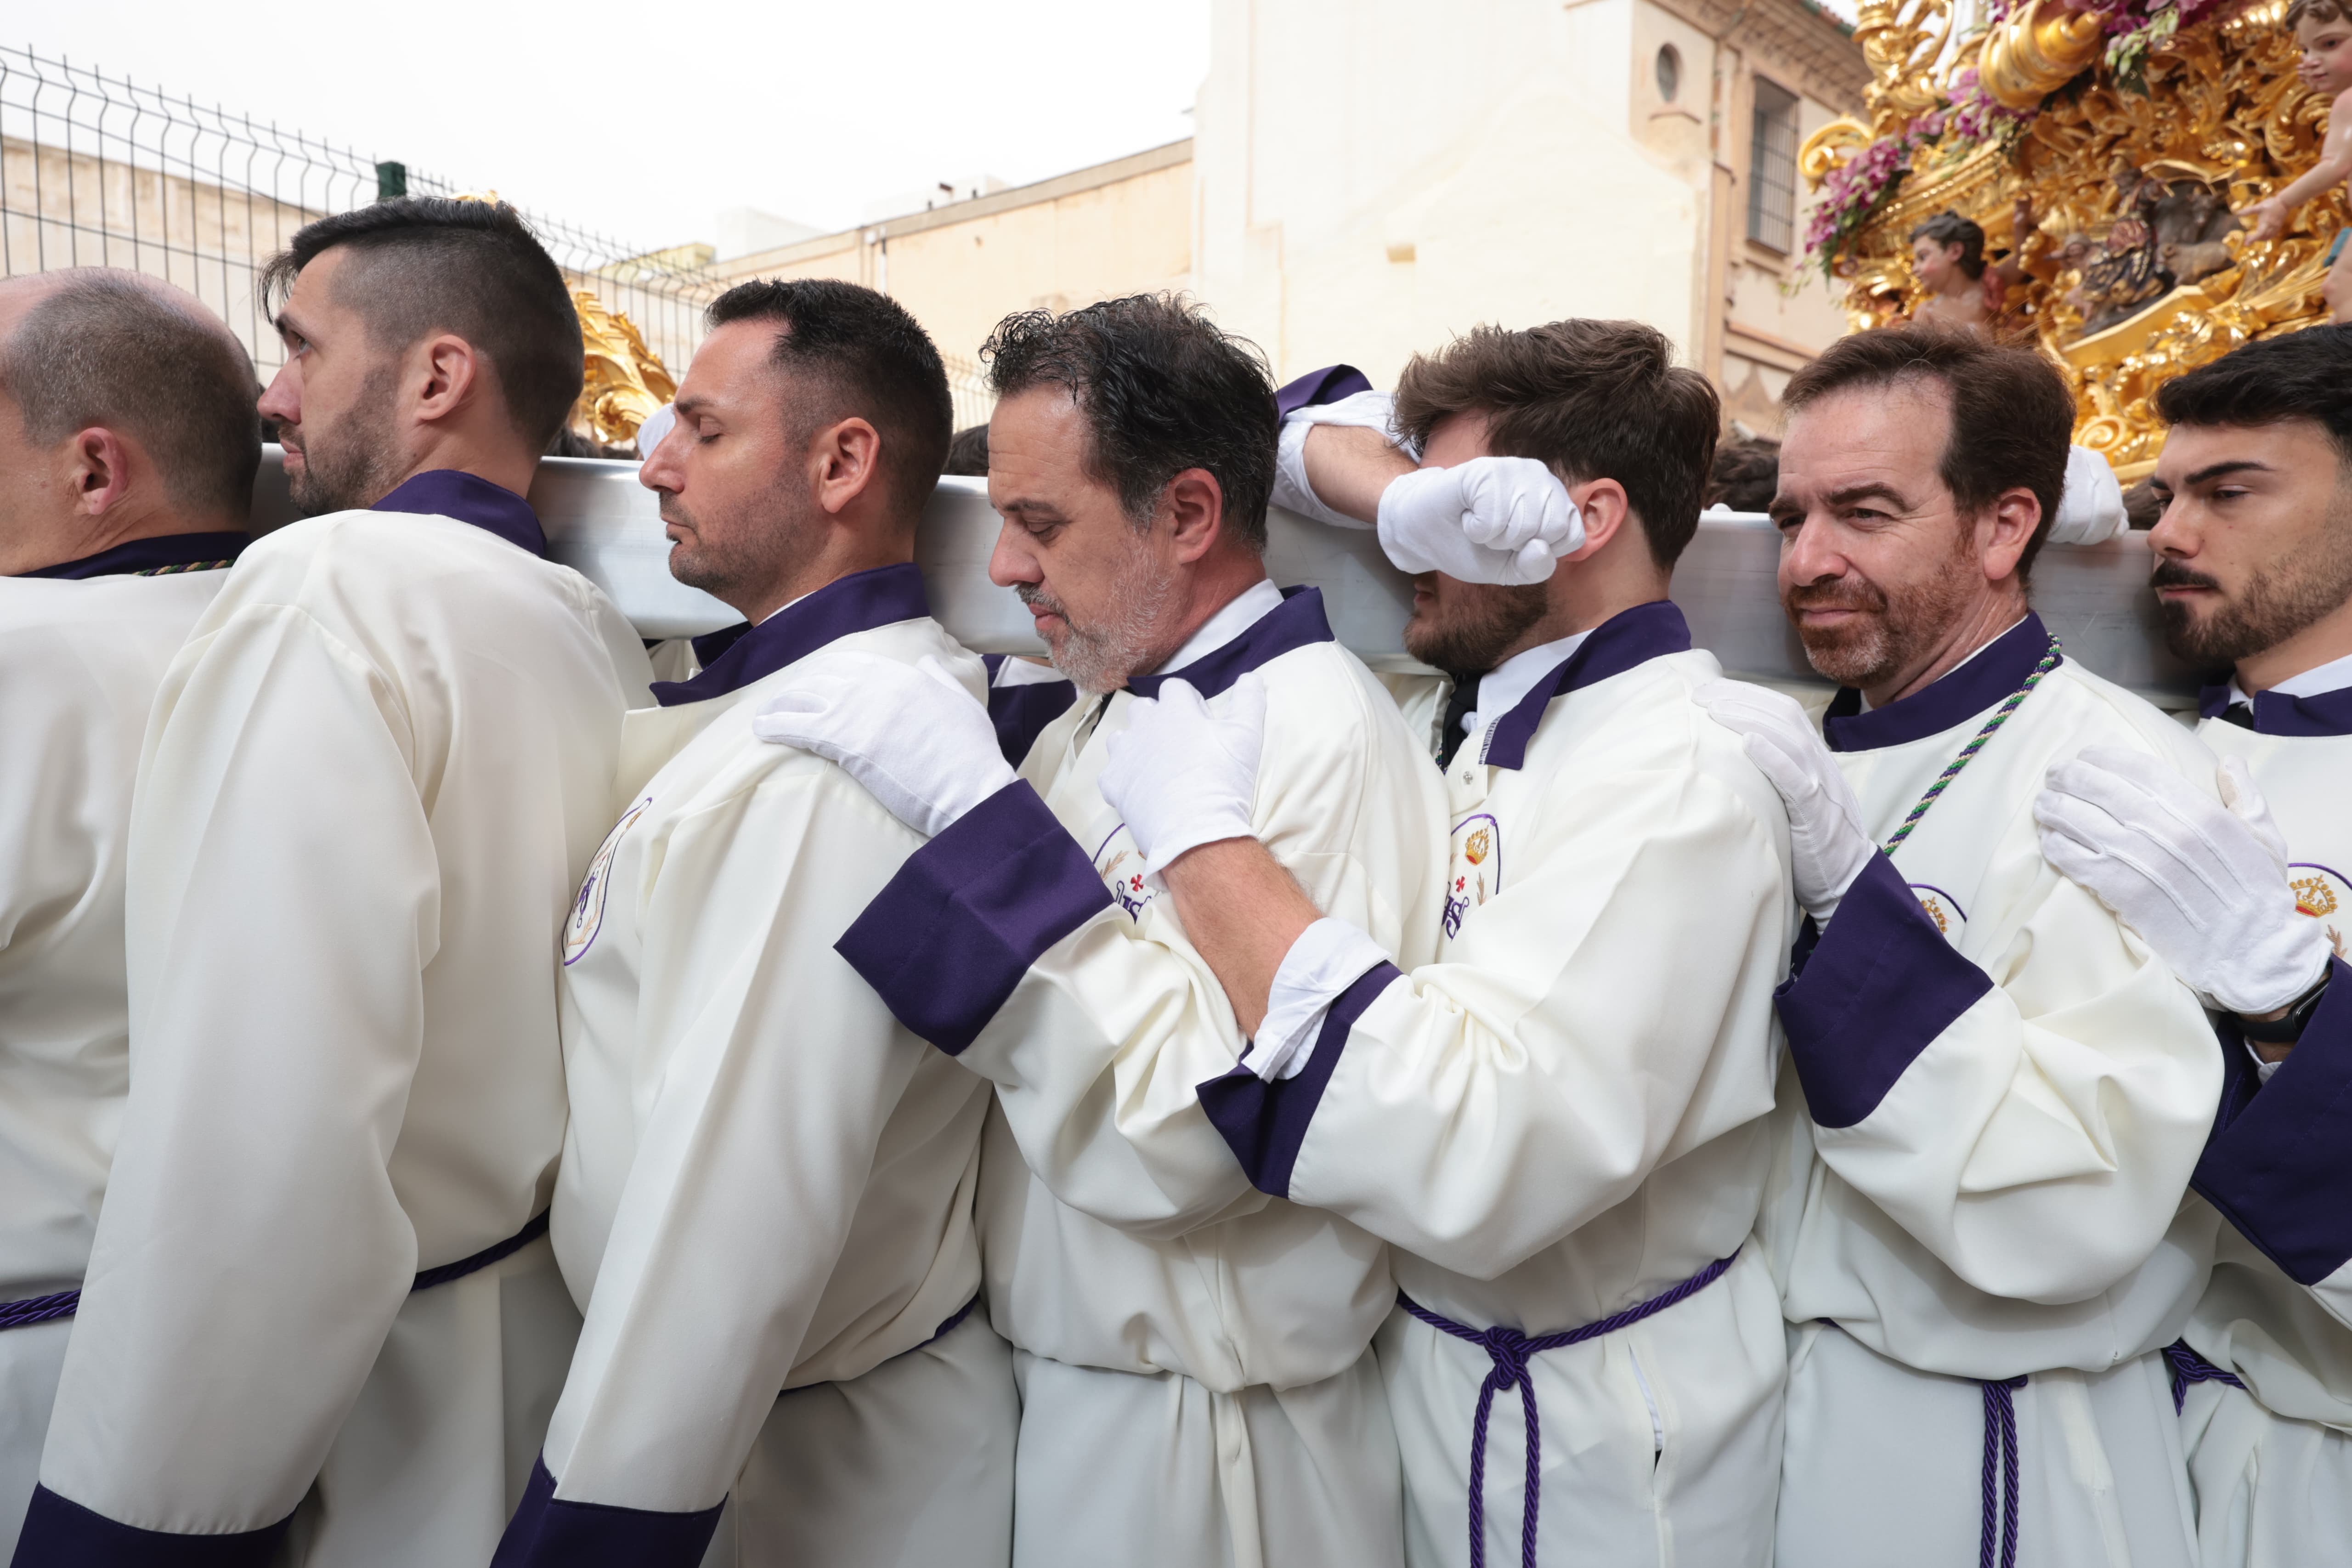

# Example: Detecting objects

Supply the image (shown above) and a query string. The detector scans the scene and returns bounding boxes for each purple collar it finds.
[1127,586,1336,701]
[1275,363,1373,418]
[372,470,547,558]
[17,530,250,580]
[2200,679,2352,737]
[650,562,932,707]
[1822,613,2060,753]
[1479,600,1693,771]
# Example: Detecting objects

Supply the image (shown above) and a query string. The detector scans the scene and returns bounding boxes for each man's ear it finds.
[65,426,136,519]
[1979,485,2040,584]
[412,334,484,425]
[1164,468,1227,564]
[1555,477,1628,564]
[812,416,883,517]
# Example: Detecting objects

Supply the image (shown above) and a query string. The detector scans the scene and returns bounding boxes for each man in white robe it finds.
[758,295,1450,1568]
[491,277,1015,1568]
[1080,319,1800,1568]
[0,270,261,1550]
[2031,323,2352,1568]
[1696,325,2223,1568]
[17,199,652,1567]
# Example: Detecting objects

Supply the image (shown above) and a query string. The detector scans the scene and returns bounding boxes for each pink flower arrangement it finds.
[1804,0,2227,276]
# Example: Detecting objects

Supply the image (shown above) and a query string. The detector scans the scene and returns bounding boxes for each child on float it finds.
[2240,0,2352,322]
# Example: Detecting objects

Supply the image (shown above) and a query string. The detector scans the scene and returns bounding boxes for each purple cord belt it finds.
[2161,1338,2246,1415]
[1397,1248,1739,1568]
[0,1208,551,1332]
[1977,1376,2025,1568]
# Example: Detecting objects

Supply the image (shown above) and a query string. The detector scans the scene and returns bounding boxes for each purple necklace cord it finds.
[1396,1248,1739,1568]
[0,1209,551,1332]
[2161,1338,2245,1415]
[1978,1376,2026,1568]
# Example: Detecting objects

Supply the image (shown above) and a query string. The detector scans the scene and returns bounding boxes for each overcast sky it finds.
[24,0,1211,254]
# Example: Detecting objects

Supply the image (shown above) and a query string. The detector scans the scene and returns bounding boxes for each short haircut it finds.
[2287,0,2348,29]
[982,294,1278,550]
[1910,210,1988,281]
[705,278,953,520]
[1781,324,2076,577]
[1708,436,1781,513]
[261,198,583,450]
[2155,323,2352,467]
[1391,318,1721,570]
[0,269,261,519]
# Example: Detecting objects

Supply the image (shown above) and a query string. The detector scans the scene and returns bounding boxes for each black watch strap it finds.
[2240,967,2334,1044]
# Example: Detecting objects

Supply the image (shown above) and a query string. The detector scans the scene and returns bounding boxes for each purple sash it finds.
[0,1208,551,1331]
[1397,1249,1738,1568]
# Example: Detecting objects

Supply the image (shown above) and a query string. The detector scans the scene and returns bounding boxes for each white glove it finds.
[2047,445,2127,546]
[1375,457,1585,585]
[2034,747,2328,1015]
[1694,679,1877,923]
[753,651,1015,838]
[1099,673,1266,876]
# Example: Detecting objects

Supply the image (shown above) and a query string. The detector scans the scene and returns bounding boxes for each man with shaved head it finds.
[17,199,652,1568]
[0,267,259,1551]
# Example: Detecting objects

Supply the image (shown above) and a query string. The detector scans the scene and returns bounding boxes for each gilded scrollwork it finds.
[1807,0,2343,470]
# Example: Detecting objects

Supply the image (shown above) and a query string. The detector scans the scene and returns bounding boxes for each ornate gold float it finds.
[1805,0,2343,475]
[571,287,676,448]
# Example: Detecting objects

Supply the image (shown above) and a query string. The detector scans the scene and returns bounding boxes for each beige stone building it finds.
[712,0,1866,429]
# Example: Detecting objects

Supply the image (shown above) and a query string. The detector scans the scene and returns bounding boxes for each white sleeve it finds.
[540,770,956,1517]
[1777,852,2222,1304]
[40,603,439,1534]
[1272,390,1401,529]
[1198,765,1791,1278]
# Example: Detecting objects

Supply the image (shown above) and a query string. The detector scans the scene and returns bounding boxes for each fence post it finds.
[374,160,405,201]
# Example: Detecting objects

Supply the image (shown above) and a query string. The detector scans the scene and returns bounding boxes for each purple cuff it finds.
[836,781,1114,1056]
[490,1456,724,1568]
[2194,956,2352,1286]
[1774,852,1993,1130]
[1198,962,1402,1196]
[11,1487,292,1568]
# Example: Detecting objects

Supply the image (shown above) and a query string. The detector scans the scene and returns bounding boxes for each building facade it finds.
[711,0,1866,427]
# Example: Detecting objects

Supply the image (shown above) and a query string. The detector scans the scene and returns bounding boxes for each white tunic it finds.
[28,494,651,1566]
[0,558,237,1548]
[1765,612,2224,1568]
[501,565,1010,1567]
[1202,600,1795,1568]
[836,584,1447,1568]
[2172,685,2352,1568]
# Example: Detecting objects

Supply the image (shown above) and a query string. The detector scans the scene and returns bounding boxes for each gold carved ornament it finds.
[1802,0,2344,477]
[571,287,678,448]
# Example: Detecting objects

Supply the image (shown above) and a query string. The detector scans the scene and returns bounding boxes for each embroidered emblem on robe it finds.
[1092,825,1155,920]
[565,798,650,965]
[1909,883,1969,943]
[1445,814,1502,938]
[2290,861,2350,956]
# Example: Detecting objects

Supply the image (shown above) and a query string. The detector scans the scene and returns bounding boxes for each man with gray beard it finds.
[758,293,1447,1568]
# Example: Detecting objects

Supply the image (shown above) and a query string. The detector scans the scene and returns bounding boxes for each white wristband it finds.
[1249,917,1393,1081]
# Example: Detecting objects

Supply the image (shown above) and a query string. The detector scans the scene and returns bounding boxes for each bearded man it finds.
[2033,323,2352,1568]
[1068,317,1803,1568]
[19,199,651,1568]
[758,294,1447,1568]
[1698,324,2223,1568]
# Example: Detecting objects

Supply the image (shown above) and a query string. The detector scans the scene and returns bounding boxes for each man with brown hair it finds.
[1093,317,1801,1568]
[1698,325,2222,1568]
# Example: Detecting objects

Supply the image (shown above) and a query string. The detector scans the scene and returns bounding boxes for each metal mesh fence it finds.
[0,43,724,390]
